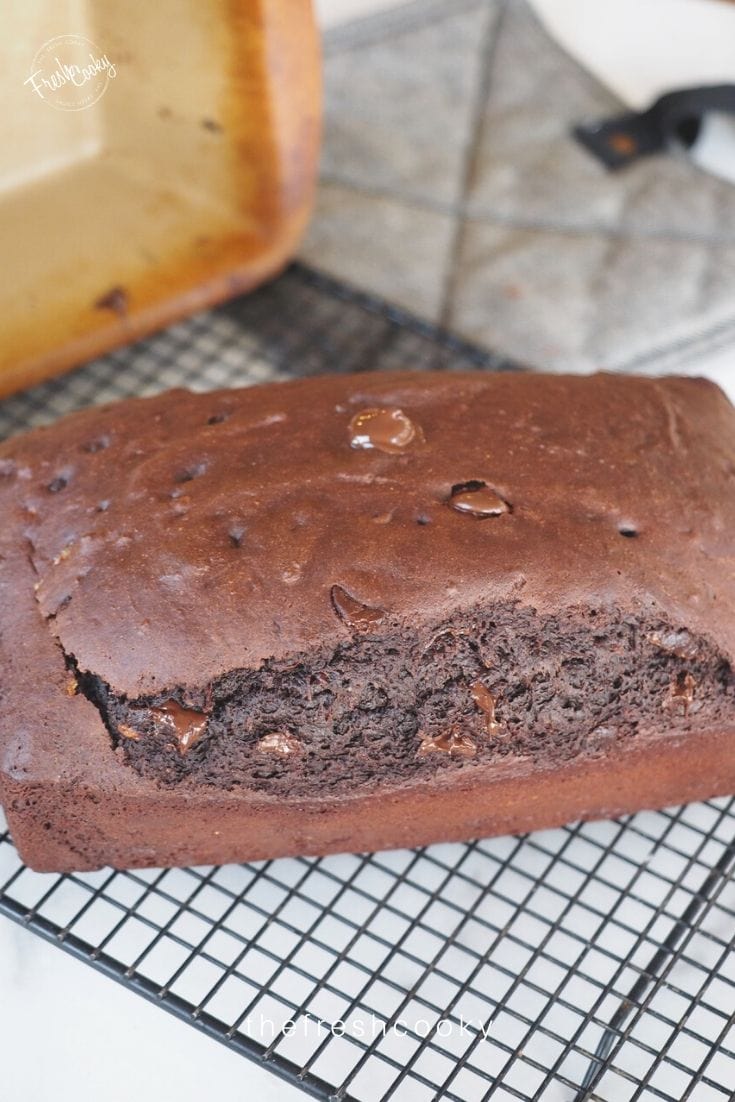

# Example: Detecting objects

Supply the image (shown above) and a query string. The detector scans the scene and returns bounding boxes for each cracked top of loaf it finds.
[0,370,733,699]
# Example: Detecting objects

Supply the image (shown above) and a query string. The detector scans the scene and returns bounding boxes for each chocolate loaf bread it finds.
[0,371,733,872]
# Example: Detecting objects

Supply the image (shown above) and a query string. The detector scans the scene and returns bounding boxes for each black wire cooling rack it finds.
[1,265,734,1102]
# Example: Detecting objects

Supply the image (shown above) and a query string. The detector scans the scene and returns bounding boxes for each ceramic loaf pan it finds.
[1,0,321,397]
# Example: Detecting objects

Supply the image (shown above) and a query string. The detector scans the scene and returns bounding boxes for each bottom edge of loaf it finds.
[4,597,733,871]
[4,723,735,873]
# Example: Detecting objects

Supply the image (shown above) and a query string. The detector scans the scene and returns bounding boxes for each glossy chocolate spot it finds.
[83,435,110,453]
[229,525,246,548]
[449,481,511,517]
[418,727,477,758]
[47,476,68,493]
[119,723,142,741]
[348,407,423,454]
[649,629,700,662]
[470,681,501,732]
[257,731,302,756]
[665,672,696,716]
[589,724,616,746]
[52,544,73,566]
[618,524,639,538]
[175,461,207,483]
[207,411,230,425]
[150,700,208,754]
[94,286,129,317]
[422,627,468,656]
[330,585,386,633]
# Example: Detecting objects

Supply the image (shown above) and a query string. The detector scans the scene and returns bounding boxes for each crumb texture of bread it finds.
[78,604,731,797]
[0,371,733,871]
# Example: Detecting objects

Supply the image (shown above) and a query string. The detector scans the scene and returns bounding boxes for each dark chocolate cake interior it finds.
[68,603,733,796]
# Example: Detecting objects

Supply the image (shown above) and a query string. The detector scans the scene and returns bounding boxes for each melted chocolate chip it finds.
[348,408,423,454]
[175,461,207,483]
[418,728,477,758]
[257,731,302,756]
[470,681,501,732]
[665,672,696,716]
[94,286,129,317]
[47,476,69,493]
[207,411,230,425]
[150,700,208,754]
[618,524,639,538]
[449,481,511,517]
[83,436,110,453]
[52,544,73,565]
[649,629,700,662]
[330,585,386,632]
[421,627,469,656]
[119,723,142,741]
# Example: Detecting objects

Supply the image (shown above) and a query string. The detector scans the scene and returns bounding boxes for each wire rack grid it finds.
[0,265,734,1102]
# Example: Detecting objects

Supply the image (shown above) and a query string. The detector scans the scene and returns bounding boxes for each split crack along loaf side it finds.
[72,604,733,795]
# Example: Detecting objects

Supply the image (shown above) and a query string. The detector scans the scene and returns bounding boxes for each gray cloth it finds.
[301,0,735,388]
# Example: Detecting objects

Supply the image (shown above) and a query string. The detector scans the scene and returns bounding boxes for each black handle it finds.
[574,84,735,169]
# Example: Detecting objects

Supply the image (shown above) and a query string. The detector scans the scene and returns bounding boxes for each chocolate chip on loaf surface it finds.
[0,371,733,871]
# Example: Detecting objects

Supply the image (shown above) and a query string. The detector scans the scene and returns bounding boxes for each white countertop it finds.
[0,919,305,1102]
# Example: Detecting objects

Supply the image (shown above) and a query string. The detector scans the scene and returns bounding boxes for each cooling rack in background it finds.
[1,265,734,1102]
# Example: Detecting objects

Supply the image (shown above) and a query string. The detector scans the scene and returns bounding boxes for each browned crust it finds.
[6,724,735,873]
[1,372,733,871]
